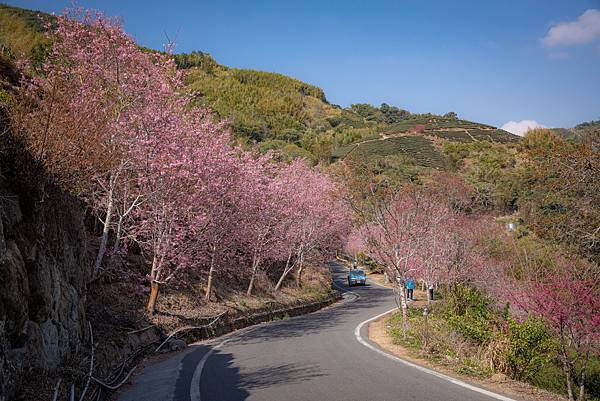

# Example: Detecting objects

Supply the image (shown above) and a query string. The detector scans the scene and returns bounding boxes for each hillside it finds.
[0,3,49,60]
[180,52,519,164]
[179,51,327,140]
[0,2,519,169]
[550,119,600,142]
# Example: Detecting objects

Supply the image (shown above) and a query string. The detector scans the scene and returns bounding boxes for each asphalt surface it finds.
[118,262,517,401]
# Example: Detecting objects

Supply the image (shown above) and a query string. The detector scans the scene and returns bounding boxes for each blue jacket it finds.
[406,278,415,290]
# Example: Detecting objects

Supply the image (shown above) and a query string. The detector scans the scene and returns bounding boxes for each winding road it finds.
[117,262,518,401]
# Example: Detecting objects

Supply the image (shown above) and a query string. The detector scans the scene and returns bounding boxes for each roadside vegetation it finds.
[346,127,600,400]
[1,3,598,401]
[0,9,351,399]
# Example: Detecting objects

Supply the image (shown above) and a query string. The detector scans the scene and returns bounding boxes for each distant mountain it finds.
[550,120,600,142]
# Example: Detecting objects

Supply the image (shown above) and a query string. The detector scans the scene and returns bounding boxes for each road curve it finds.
[118,262,519,401]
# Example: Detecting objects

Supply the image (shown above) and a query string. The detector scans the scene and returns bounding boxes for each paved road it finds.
[118,262,517,401]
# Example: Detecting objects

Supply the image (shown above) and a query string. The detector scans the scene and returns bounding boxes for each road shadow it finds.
[180,346,326,401]
[235,361,325,390]
[176,345,250,401]
[174,262,392,401]
[223,262,394,346]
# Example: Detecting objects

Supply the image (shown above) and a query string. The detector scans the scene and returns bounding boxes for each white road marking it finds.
[188,278,351,401]
[354,308,518,401]
[189,323,262,401]
[189,337,230,401]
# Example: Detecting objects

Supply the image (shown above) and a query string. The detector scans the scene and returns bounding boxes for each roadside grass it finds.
[386,301,600,400]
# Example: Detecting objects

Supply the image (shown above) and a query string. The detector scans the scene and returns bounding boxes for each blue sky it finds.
[6,0,600,132]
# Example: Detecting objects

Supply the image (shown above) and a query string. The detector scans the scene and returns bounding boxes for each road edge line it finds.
[189,337,230,401]
[190,270,356,401]
[354,308,519,401]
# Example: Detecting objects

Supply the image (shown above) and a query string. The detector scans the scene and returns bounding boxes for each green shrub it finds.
[585,356,600,399]
[457,359,492,378]
[505,318,555,381]
[443,285,492,344]
[447,314,492,344]
[443,285,490,317]
[0,89,11,104]
[356,252,384,273]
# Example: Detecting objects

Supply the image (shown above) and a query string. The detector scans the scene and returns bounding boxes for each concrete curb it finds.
[175,291,343,345]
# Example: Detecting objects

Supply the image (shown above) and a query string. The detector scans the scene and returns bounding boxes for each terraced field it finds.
[382,117,517,143]
[332,135,448,169]
[385,117,495,132]
[425,128,518,143]
[331,115,519,168]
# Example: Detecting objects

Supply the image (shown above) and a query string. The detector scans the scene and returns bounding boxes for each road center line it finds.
[354,309,518,401]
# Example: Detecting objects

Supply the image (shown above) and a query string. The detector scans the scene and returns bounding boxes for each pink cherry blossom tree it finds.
[344,229,366,261]
[12,9,184,276]
[132,105,232,311]
[506,255,600,401]
[273,159,350,290]
[240,157,285,295]
[360,187,433,327]
[12,7,355,315]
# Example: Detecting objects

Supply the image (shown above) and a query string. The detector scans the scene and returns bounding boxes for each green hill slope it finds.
[0,3,50,59]
[181,52,329,142]
[550,120,600,142]
[1,3,520,169]
[180,53,519,166]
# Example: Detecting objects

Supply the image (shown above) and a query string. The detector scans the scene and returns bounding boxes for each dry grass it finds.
[370,313,566,401]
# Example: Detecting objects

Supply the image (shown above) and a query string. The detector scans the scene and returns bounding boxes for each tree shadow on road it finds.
[176,262,394,401]
[223,264,394,345]
[184,347,326,401]
[214,354,327,390]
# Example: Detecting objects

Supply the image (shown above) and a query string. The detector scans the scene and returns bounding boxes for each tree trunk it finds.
[275,251,293,291]
[205,253,216,302]
[561,349,575,401]
[400,286,409,330]
[427,283,434,304]
[247,254,260,296]
[94,183,114,275]
[146,281,159,315]
[108,213,124,269]
[578,356,587,401]
[295,254,305,288]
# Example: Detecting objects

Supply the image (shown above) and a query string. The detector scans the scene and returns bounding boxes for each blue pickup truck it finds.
[347,269,367,286]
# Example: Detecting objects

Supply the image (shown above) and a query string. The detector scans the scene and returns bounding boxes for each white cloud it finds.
[501,120,546,136]
[542,9,600,47]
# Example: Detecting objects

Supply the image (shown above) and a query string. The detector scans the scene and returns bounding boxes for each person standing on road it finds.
[406,277,415,301]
